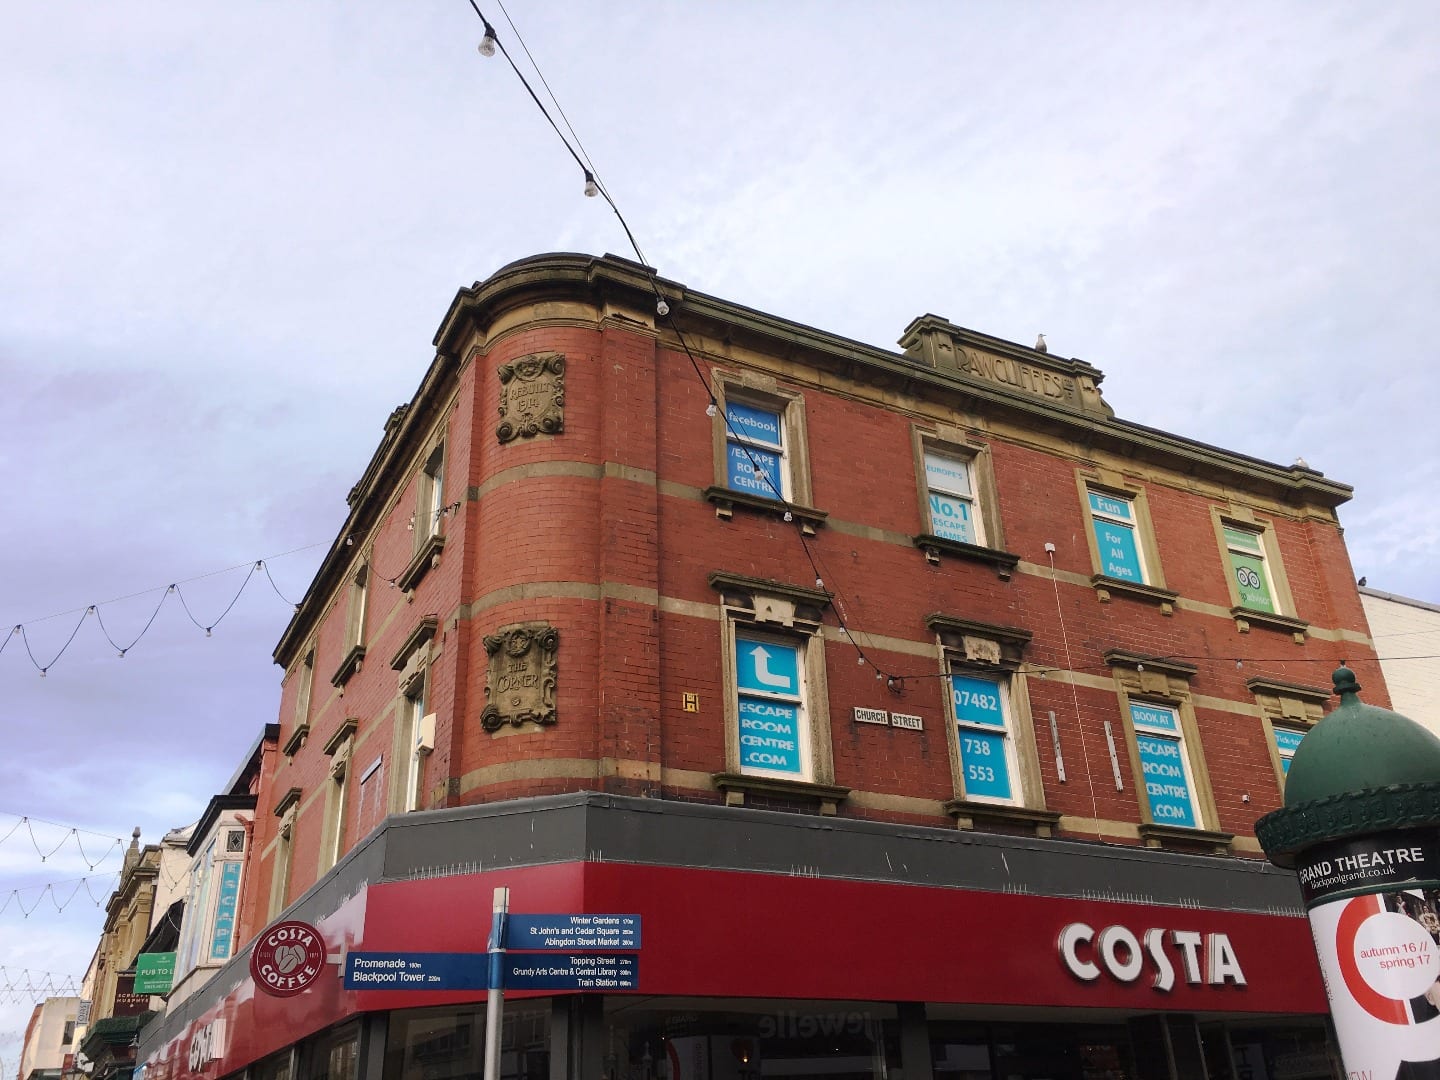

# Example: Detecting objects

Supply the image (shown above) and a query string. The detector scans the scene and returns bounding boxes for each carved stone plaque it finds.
[481,622,558,732]
[496,352,565,443]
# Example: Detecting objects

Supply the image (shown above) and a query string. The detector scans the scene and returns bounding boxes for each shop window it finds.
[704,377,825,533]
[398,440,448,592]
[1273,727,1304,775]
[1248,676,1327,791]
[1212,508,1308,640]
[911,431,1017,577]
[268,790,301,918]
[929,615,1058,837]
[332,565,369,687]
[1129,702,1200,827]
[283,649,315,758]
[1106,651,1230,853]
[709,571,846,815]
[1079,475,1176,612]
[320,720,357,872]
[1087,491,1147,583]
[383,1003,549,1080]
[399,679,431,813]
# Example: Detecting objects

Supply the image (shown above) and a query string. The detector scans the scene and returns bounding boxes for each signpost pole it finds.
[482,887,509,1080]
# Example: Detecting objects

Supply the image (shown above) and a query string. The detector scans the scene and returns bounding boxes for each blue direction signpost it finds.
[505,913,641,951]
[504,953,639,991]
[344,952,490,991]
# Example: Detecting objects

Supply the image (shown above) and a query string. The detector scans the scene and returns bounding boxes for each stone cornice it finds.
[1256,780,1440,867]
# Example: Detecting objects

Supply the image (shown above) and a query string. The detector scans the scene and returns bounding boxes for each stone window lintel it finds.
[322,719,359,757]
[944,799,1062,837]
[703,486,827,535]
[712,772,850,816]
[1091,575,1178,614]
[1230,606,1308,642]
[390,616,440,671]
[913,535,1020,578]
[396,534,446,593]
[272,787,303,819]
[330,645,366,688]
[281,725,310,758]
[1137,822,1234,855]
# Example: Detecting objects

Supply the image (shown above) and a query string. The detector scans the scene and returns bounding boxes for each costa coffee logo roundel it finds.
[250,920,328,997]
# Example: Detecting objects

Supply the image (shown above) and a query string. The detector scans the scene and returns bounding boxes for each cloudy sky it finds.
[2,0,1438,1059]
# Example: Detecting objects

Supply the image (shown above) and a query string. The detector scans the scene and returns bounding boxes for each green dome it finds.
[1283,666,1440,807]
[1256,666,1440,867]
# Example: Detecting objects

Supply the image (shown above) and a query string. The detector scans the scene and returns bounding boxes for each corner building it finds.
[141,253,1380,1080]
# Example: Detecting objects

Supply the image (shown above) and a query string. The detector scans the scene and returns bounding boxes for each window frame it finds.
[417,442,446,546]
[949,669,1020,805]
[732,628,814,783]
[1077,473,1175,611]
[911,429,1016,576]
[1209,507,1305,638]
[929,615,1057,835]
[320,720,357,872]
[1106,651,1229,850]
[1128,700,1202,830]
[705,375,824,533]
[710,572,843,812]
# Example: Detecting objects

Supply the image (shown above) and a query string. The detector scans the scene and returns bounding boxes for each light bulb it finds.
[205,628,212,638]
[783,511,793,523]
[656,298,670,317]
[478,30,497,57]
[583,171,599,197]
[857,656,866,666]
[705,401,717,418]
[814,577,823,588]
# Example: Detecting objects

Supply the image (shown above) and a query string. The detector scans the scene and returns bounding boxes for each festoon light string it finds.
[0,814,125,871]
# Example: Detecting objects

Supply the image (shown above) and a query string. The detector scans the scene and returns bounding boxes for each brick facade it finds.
[240,253,1377,945]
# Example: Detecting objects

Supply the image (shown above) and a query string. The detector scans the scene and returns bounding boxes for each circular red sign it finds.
[249,920,328,998]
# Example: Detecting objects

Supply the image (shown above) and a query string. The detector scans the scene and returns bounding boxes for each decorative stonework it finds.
[480,622,559,732]
[496,352,565,443]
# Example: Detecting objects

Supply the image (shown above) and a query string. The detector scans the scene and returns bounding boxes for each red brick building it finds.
[141,252,1376,1080]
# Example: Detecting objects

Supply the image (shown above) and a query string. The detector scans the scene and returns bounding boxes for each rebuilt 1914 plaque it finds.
[496,352,565,443]
[481,622,559,732]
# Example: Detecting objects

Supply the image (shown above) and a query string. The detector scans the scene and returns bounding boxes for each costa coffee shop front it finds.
[137,795,1340,1080]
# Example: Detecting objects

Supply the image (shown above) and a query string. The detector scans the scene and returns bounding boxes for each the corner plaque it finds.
[481,622,559,731]
[497,352,565,443]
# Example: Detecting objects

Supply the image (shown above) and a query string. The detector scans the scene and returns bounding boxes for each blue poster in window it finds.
[209,861,242,961]
[928,493,976,544]
[736,639,799,696]
[1088,492,1133,521]
[1136,735,1195,828]
[1093,520,1142,581]
[951,675,1004,727]
[1129,702,1178,732]
[725,403,782,446]
[727,443,783,498]
[739,697,801,774]
[958,729,1012,800]
[1273,728,1305,755]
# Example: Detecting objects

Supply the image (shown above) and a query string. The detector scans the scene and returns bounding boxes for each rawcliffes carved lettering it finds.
[496,352,565,442]
[481,622,559,732]
[959,348,1077,404]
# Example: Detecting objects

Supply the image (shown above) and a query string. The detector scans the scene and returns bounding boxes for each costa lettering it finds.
[1057,923,1246,990]
[248,919,328,998]
[187,1019,224,1073]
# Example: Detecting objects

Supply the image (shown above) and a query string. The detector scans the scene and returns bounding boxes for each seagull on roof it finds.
[1035,334,1048,353]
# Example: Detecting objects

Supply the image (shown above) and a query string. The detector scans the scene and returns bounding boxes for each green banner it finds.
[134,951,176,994]
[1229,551,1275,612]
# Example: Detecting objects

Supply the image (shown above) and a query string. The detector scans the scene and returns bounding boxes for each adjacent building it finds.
[16,997,79,1080]
[1359,586,1440,737]
[139,253,1383,1080]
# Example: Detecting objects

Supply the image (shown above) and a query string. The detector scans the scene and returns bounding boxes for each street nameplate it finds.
[505,914,641,951]
[504,954,638,991]
[345,951,490,991]
[890,713,924,731]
